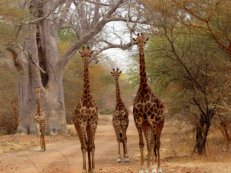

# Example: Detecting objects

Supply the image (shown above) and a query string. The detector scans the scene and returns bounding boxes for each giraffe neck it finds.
[115,78,122,103]
[36,94,41,114]
[139,51,148,88]
[82,62,92,100]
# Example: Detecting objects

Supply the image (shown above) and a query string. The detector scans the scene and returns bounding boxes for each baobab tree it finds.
[6,0,149,134]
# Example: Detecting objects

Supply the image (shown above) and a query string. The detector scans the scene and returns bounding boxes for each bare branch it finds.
[84,0,109,6]
[57,0,72,30]
[92,40,133,60]
[60,0,124,68]
[6,47,23,71]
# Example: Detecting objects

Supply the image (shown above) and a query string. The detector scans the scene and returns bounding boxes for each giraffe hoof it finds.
[37,148,46,152]
[152,169,157,173]
[117,158,121,163]
[152,166,157,173]
[139,170,144,173]
[124,158,130,163]
[144,169,149,173]
[82,170,87,173]
[158,168,162,173]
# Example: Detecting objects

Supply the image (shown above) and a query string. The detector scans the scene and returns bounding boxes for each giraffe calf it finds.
[34,88,47,152]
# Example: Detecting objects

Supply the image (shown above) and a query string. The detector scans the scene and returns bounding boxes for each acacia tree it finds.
[145,22,229,155]
[143,0,231,59]
[5,0,148,134]
[130,0,231,155]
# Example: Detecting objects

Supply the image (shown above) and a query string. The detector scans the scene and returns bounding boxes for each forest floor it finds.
[0,111,231,173]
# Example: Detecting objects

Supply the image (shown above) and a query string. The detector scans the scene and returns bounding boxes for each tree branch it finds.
[57,0,72,30]
[91,41,133,62]
[60,0,124,68]
[84,0,109,6]
[6,47,23,71]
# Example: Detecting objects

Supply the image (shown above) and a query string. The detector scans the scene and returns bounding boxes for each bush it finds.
[99,109,114,115]
[0,112,17,134]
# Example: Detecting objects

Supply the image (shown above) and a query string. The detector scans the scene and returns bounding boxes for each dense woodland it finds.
[0,0,231,155]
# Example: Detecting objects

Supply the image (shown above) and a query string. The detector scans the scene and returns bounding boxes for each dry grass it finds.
[1,116,231,173]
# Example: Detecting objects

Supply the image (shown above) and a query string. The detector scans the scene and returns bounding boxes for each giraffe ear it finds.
[90,51,94,54]
[119,71,122,74]
[144,37,150,44]
[110,71,113,75]
[132,38,137,44]
[78,51,83,57]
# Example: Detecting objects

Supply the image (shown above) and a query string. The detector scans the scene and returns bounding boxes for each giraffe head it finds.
[111,68,122,81]
[132,33,150,55]
[79,46,93,64]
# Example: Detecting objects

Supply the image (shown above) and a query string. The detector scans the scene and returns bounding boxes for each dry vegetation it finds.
[1,115,231,172]
[1,0,231,172]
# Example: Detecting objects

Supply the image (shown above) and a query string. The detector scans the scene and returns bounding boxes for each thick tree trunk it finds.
[17,1,67,135]
[194,120,210,155]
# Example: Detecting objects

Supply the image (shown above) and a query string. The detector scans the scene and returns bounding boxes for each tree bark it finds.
[14,0,141,135]
[194,119,210,155]
[17,0,67,135]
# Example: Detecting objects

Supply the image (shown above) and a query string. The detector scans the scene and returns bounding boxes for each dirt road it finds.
[0,114,231,173]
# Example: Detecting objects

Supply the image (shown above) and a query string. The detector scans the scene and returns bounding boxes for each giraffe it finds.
[111,68,129,163]
[72,46,98,173]
[34,88,47,152]
[132,33,165,173]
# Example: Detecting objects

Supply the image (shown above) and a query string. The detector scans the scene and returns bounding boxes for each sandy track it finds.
[0,114,231,173]
[0,115,139,173]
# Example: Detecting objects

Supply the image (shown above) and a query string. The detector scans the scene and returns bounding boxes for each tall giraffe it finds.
[111,68,129,163]
[34,88,47,152]
[132,33,165,173]
[72,46,98,173]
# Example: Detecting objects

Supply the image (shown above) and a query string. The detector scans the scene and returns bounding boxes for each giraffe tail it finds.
[119,128,123,141]
[119,132,123,139]
[154,134,157,157]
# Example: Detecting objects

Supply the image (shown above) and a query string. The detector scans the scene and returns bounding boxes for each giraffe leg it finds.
[156,135,162,173]
[38,125,46,152]
[87,121,97,173]
[91,148,96,173]
[76,124,88,173]
[87,149,92,172]
[113,123,121,163]
[155,121,164,173]
[87,125,92,173]
[117,141,121,163]
[123,131,129,163]
[35,124,41,151]
[41,126,46,151]
[81,148,87,173]
[143,126,152,173]
[35,123,41,136]
[152,135,157,173]
[137,128,144,173]
[123,140,129,163]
